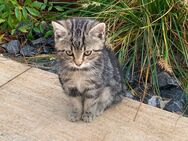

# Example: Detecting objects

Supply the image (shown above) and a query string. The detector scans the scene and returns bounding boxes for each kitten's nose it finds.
[75,62,82,66]
[74,60,82,66]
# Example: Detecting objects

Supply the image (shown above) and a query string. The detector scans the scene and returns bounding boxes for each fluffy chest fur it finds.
[59,68,100,94]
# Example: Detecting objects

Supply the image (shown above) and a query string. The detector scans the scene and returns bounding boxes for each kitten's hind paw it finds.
[68,112,81,122]
[82,112,96,122]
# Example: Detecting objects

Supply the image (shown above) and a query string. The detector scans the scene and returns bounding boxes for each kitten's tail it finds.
[113,85,133,104]
[113,86,126,104]
[113,93,123,104]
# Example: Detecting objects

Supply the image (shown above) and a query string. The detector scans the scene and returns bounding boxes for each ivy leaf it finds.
[31,1,43,9]
[26,7,40,17]
[48,3,53,11]
[22,7,28,19]
[28,30,34,40]
[0,5,5,12]
[44,30,53,38]
[18,25,29,33]
[54,6,64,11]
[10,0,18,6]
[24,0,32,5]
[41,3,47,10]
[39,23,45,33]
[0,18,5,24]
[33,27,41,33]
[11,29,16,35]
[8,16,14,28]
[15,7,22,21]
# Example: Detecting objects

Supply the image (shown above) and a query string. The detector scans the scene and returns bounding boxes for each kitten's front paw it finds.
[82,112,96,122]
[96,108,104,116]
[68,112,81,122]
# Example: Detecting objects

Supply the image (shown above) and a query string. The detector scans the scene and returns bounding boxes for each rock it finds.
[46,38,54,46]
[31,38,54,54]
[156,71,187,114]
[164,99,186,113]
[148,96,161,108]
[42,46,54,54]
[184,107,188,117]
[1,43,7,48]
[157,72,179,89]
[130,85,154,104]
[31,37,46,46]
[161,87,187,113]
[124,90,134,99]
[20,45,37,56]
[0,47,6,53]
[2,40,20,54]
[160,87,186,100]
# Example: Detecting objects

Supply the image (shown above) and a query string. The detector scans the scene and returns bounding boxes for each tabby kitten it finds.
[52,18,125,122]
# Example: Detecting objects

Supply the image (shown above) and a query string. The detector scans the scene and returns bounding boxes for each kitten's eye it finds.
[66,50,73,56]
[84,50,92,56]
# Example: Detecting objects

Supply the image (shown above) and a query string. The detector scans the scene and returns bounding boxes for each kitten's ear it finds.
[89,23,106,39]
[52,21,68,41]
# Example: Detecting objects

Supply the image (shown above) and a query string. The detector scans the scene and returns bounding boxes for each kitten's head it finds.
[52,18,106,68]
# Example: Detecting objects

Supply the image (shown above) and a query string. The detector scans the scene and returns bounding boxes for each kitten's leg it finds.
[66,88,82,122]
[68,96,82,122]
[82,90,100,122]
[96,87,122,116]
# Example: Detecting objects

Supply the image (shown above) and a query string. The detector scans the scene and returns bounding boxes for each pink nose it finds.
[75,63,81,66]
[74,61,82,66]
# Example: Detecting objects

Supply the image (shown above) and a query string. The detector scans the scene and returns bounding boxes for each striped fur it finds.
[52,18,126,122]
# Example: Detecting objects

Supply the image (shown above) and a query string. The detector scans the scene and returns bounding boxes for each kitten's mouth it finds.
[73,63,83,68]
[75,63,82,67]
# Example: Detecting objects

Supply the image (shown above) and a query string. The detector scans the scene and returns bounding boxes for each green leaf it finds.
[31,1,43,9]
[10,0,18,6]
[11,29,16,35]
[8,15,14,28]
[39,23,44,33]
[22,7,28,19]
[15,7,22,21]
[26,7,40,17]
[2,12,8,19]
[34,22,39,26]
[54,6,64,11]
[0,5,5,12]
[41,3,47,10]
[44,30,53,38]
[41,21,47,25]
[48,3,53,11]
[33,27,40,33]
[18,25,29,33]
[28,30,34,40]
[24,0,32,5]
[0,18,5,24]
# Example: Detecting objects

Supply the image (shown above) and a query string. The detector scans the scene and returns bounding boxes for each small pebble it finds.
[20,45,37,57]
[31,37,46,45]
[2,40,20,54]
